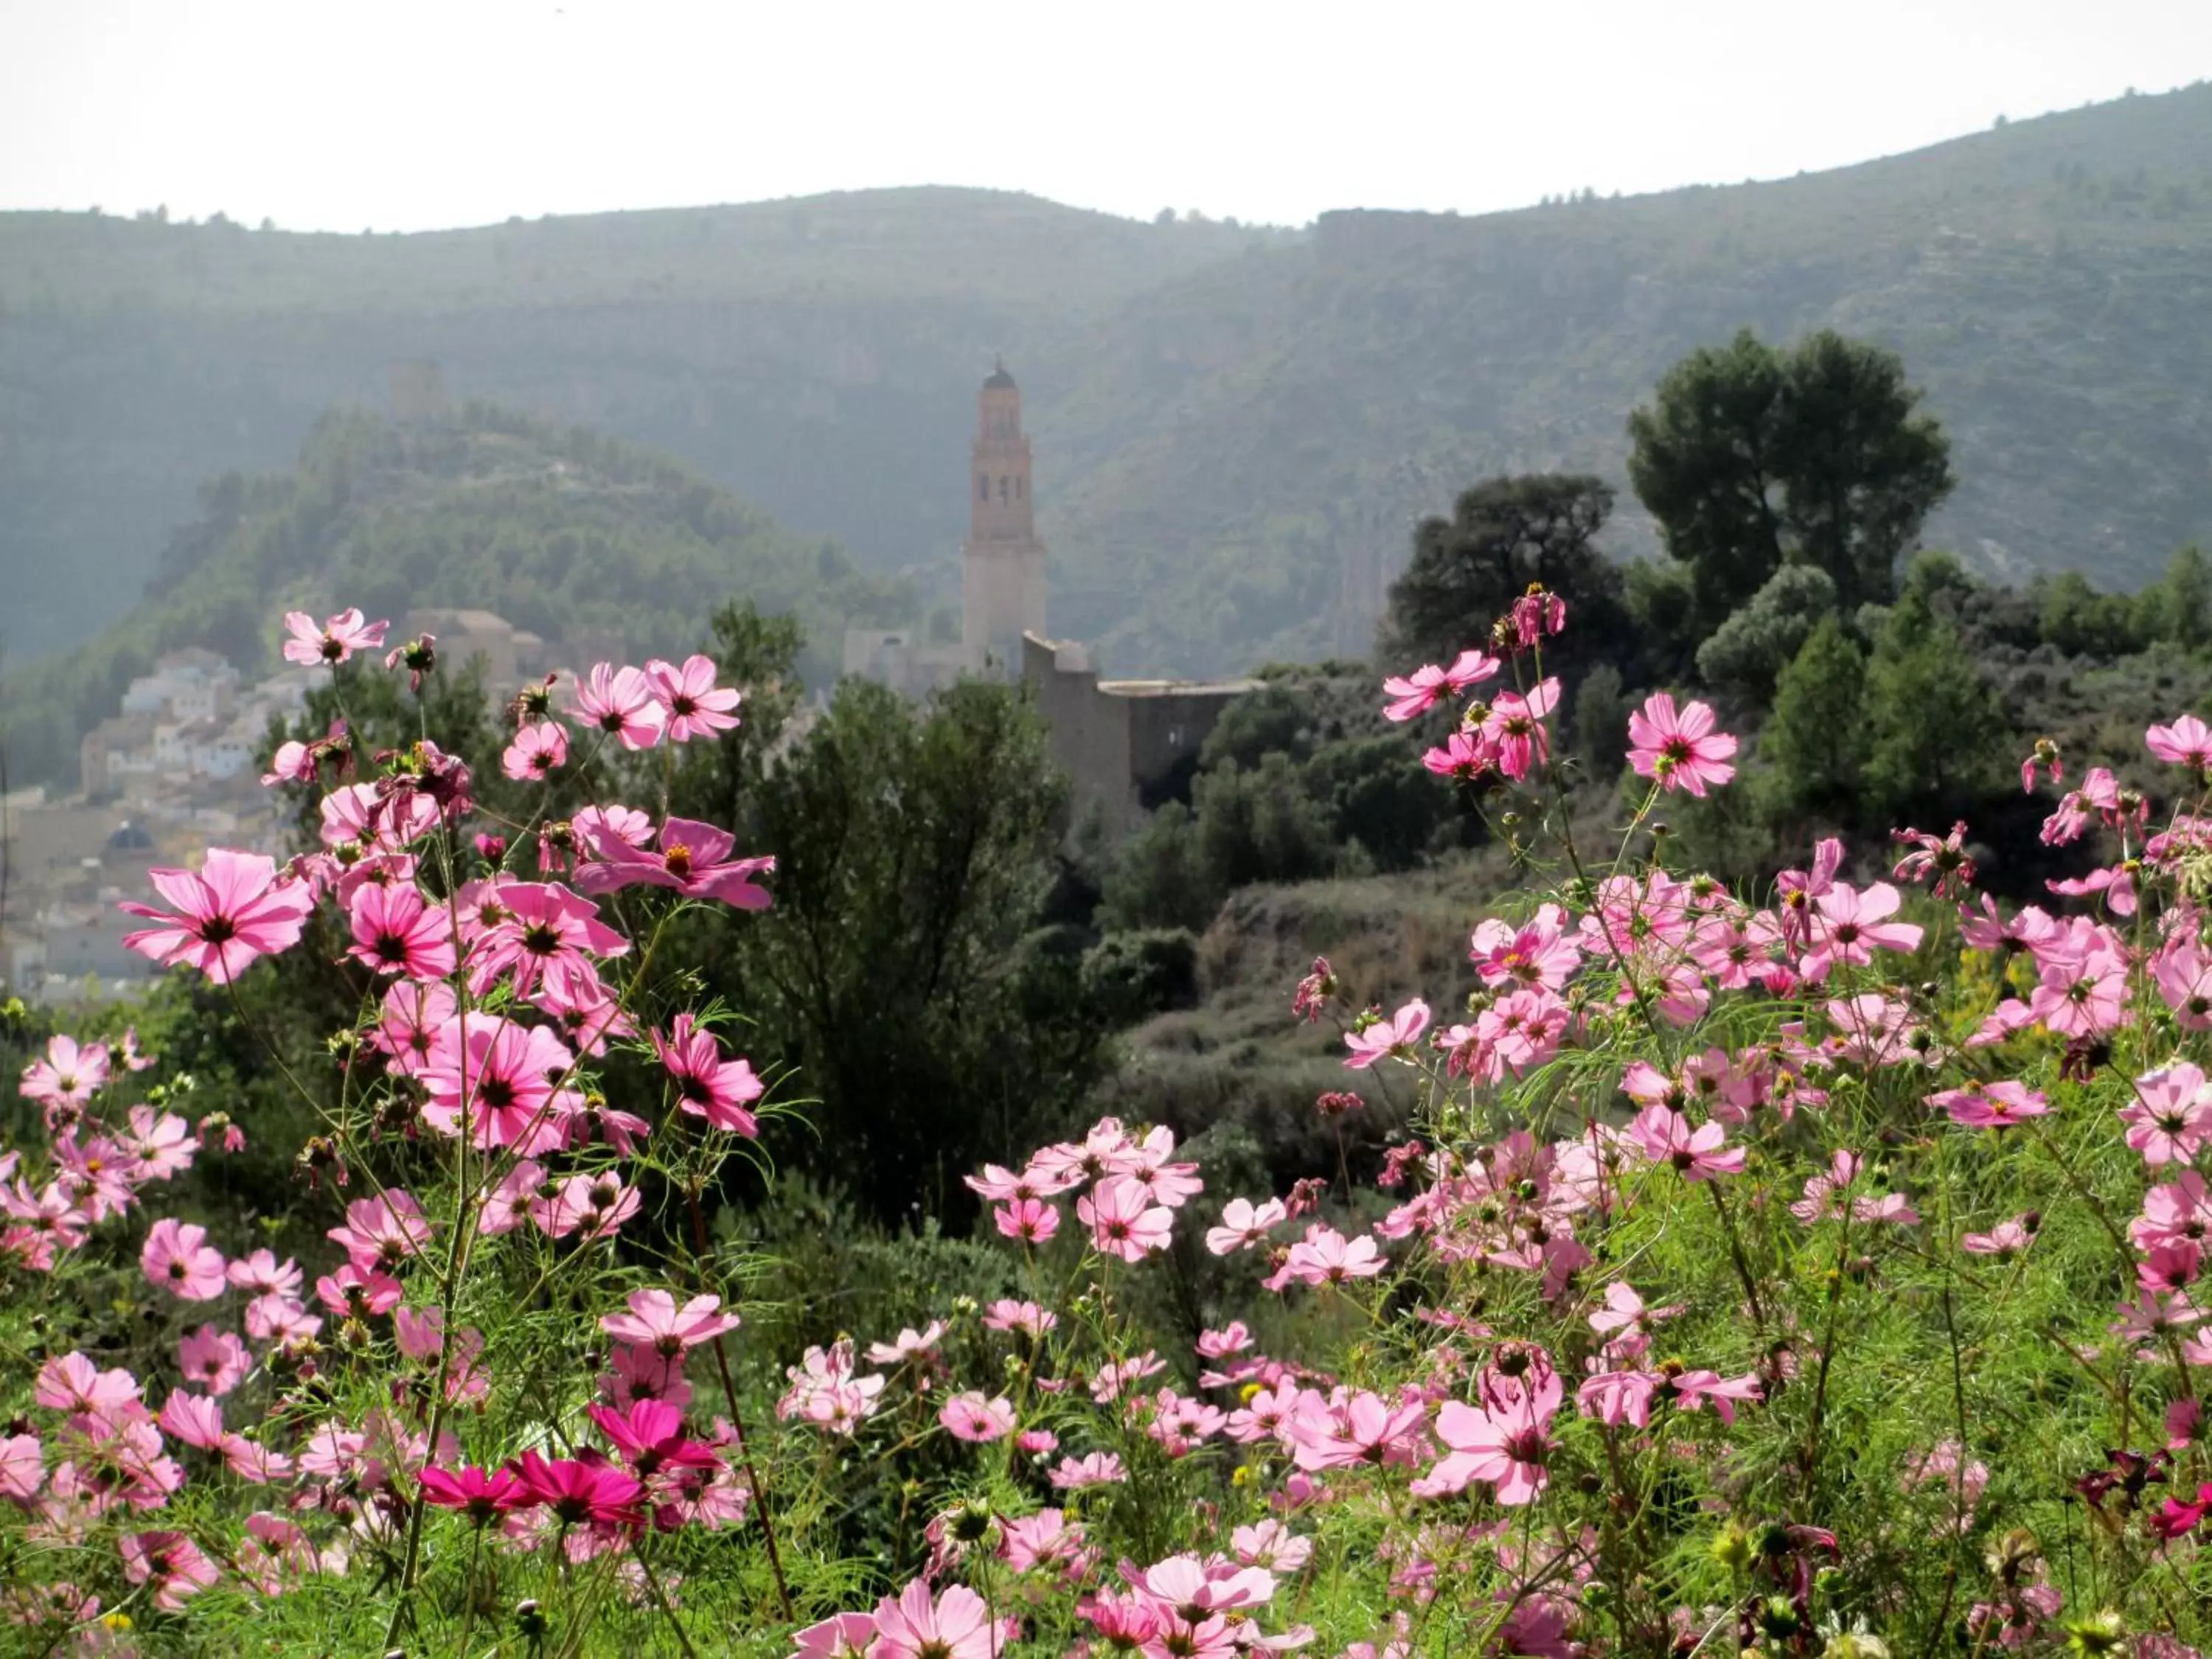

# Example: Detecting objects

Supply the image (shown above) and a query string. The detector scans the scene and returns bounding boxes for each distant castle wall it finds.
[1021,633,1260,837]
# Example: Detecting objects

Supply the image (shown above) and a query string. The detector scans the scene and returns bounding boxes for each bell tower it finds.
[961,358,1046,675]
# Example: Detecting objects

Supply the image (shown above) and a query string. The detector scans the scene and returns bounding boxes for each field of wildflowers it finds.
[5,594,2212,1657]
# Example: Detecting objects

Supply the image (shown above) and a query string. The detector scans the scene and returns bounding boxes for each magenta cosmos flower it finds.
[142,1219,227,1301]
[420,1015,580,1155]
[282,607,389,667]
[651,1012,765,1135]
[1627,692,1738,796]
[419,1464,529,1524]
[346,882,456,981]
[872,1579,1005,1659]
[120,849,315,982]
[586,1399,720,1478]
[571,662,668,749]
[507,1447,646,1529]
[645,654,742,742]
[577,815,776,909]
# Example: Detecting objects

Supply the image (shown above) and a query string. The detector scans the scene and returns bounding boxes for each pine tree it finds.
[1761,616,1871,818]
[1863,591,2008,818]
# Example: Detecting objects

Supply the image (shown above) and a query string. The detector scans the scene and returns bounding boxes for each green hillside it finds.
[3,88,2211,680]
[0,404,908,784]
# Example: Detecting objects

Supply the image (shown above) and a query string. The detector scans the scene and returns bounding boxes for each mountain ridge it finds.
[3,82,2209,675]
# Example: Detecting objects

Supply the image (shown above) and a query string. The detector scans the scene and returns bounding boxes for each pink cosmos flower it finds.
[1790,1150,1920,1226]
[1892,821,1976,898]
[994,1198,1060,1244]
[600,1290,740,1357]
[419,1015,580,1154]
[1380,650,1500,722]
[1050,1452,1127,1489]
[158,1390,226,1450]
[1287,1388,1430,1472]
[646,654,742,742]
[120,1530,220,1610]
[226,1248,303,1299]
[1232,1520,1312,1573]
[1078,1175,1174,1262]
[2150,938,2212,1026]
[792,1611,881,1659]
[1206,1196,1287,1255]
[1627,693,1737,796]
[368,980,454,1077]
[0,1433,42,1503]
[1468,904,1583,992]
[1927,1079,2049,1130]
[19,1035,109,1113]
[1628,1105,1745,1180]
[501,719,569,782]
[1479,678,1561,781]
[531,1173,640,1241]
[586,1399,720,1479]
[346,881,457,980]
[418,1463,529,1524]
[1801,881,1924,981]
[571,663,669,749]
[1422,728,1493,782]
[1267,1225,1385,1290]
[577,813,779,909]
[121,1105,196,1180]
[316,1262,403,1318]
[981,1300,1058,1337]
[1961,1214,2038,1258]
[35,1354,139,1425]
[1343,998,1430,1069]
[938,1392,1017,1442]
[651,1012,765,1135]
[119,849,315,981]
[1413,1366,1562,1505]
[2149,714,2212,771]
[142,1218,226,1300]
[866,1323,947,1367]
[325,1192,433,1275]
[178,1326,249,1397]
[2123,1064,2212,1166]
[464,878,628,998]
[282,607,389,667]
[872,1579,1004,1659]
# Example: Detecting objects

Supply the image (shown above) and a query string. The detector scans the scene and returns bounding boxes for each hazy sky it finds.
[4,0,2209,232]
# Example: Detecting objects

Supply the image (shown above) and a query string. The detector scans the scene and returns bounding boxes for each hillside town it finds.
[0,611,555,1001]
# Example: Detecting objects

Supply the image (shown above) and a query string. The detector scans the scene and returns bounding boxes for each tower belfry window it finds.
[978,474,989,501]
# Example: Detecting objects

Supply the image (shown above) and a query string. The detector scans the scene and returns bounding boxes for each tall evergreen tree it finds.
[1761,616,1871,819]
[1863,591,2008,819]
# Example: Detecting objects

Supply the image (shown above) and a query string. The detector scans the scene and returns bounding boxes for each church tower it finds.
[961,359,1046,675]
